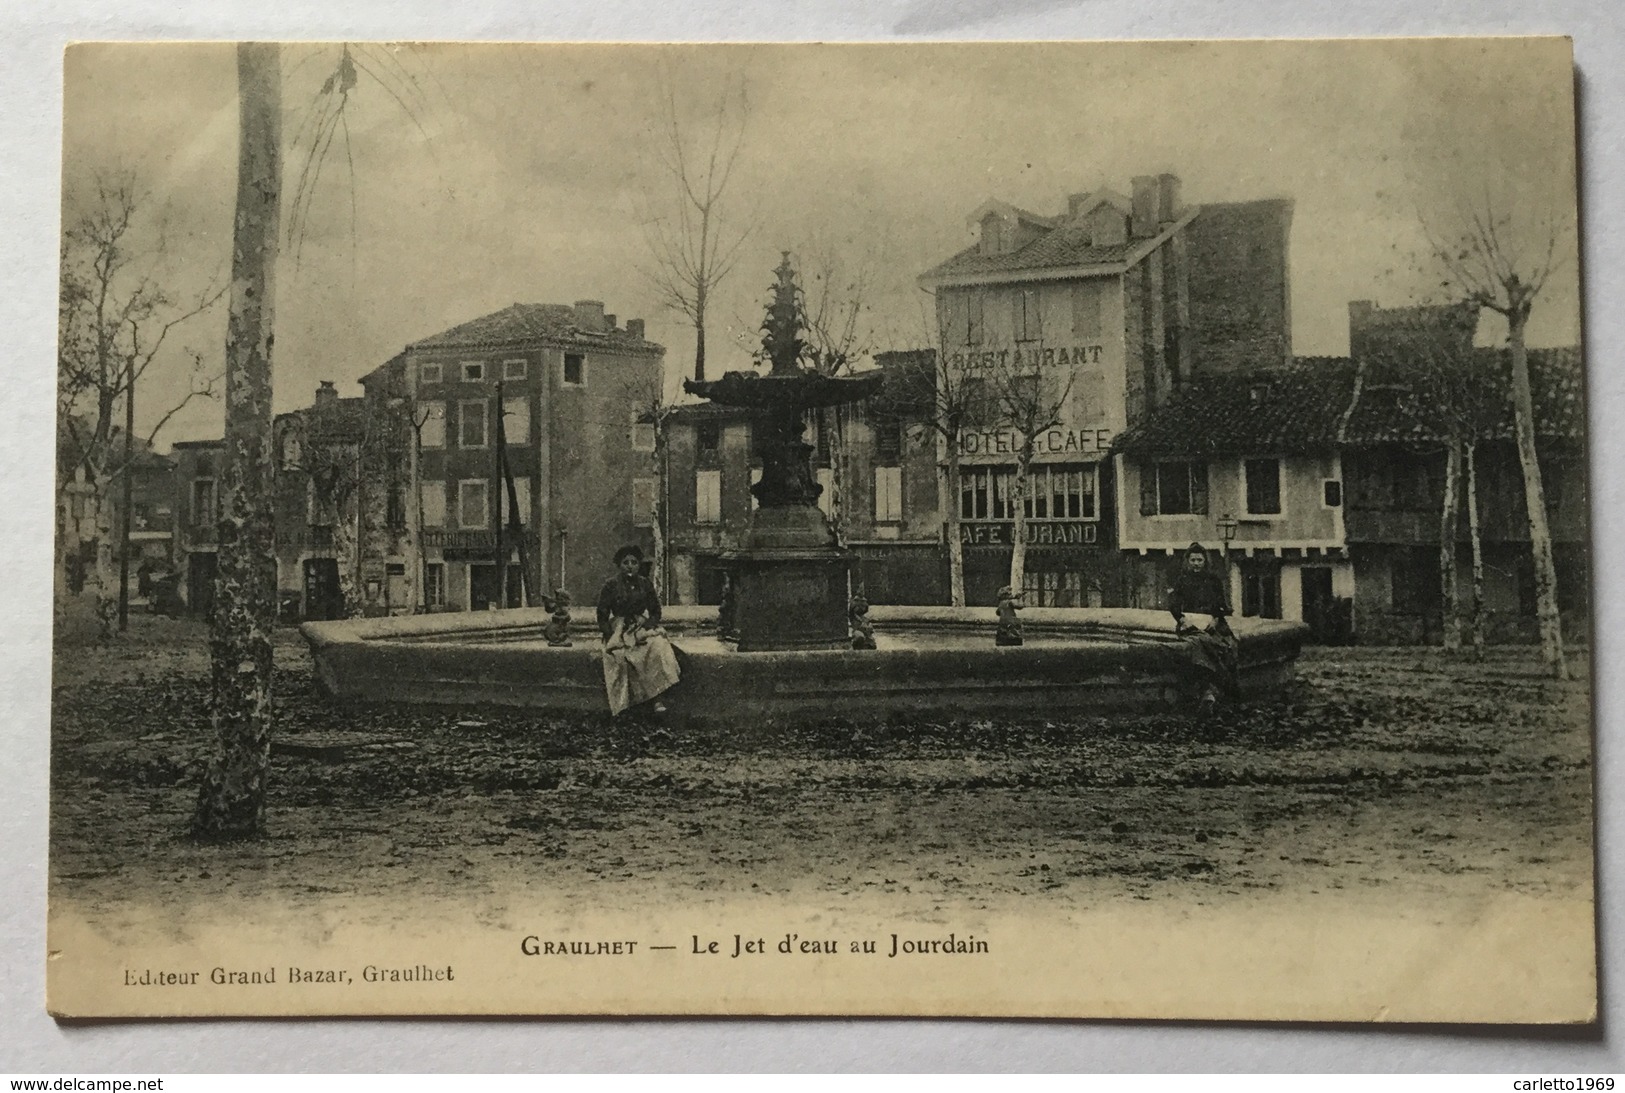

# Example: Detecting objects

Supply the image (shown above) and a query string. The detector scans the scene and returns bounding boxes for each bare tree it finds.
[621,372,679,600]
[638,65,753,383]
[193,43,439,838]
[193,42,281,841]
[987,341,1076,595]
[57,173,223,637]
[1357,301,1484,652]
[797,243,879,547]
[878,317,996,608]
[1431,201,1570,678]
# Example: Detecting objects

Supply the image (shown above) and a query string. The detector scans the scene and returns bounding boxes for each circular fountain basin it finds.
[301,605,1307,722]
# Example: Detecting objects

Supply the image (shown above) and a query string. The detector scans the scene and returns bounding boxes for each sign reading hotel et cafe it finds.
[949,342,1114,460]
[948,340,1112,548]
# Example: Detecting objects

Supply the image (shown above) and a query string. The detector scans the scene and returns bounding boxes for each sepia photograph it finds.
[46,37,1595,1022]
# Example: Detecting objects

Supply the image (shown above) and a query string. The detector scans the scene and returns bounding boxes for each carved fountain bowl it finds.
[682,369,885,412]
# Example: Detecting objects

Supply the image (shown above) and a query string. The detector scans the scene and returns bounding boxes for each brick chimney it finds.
[315,380,338,408]
[1130,176,1159,239]
[604,313,617,331]
[573,300,606,331]
[626,318,645,340]
[1157,173,1183,224]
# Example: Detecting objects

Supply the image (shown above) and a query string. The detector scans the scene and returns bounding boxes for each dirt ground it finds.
[49,616,1595,923]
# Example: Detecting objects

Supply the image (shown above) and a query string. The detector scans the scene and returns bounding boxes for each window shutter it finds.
[1191,462,1209,515]
[1139,464,1158,516]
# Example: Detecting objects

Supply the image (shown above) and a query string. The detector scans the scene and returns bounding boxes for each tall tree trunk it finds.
[943,440,965,608]
[193,42,281,841]
[1507,313,1568,679]
[1465,441,1486,659]
[693,289,707,383]
[118,366,134,631]
[650,431,667,602]
[1008,453,1031,596]
[1439,439,1461,651]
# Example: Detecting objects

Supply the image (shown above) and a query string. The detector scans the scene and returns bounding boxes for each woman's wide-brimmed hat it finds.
[613,544,645,565]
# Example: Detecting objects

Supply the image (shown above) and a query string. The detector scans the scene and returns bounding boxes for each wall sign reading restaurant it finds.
[947,345,1105,370]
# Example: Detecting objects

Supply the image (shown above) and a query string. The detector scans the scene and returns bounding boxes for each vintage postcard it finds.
[49,39,1594,1021]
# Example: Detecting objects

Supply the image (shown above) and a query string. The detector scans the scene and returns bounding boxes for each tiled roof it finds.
[1113,359,1360,457]
[920,227,1139,282]
[278,397,371,441]
[1342,346,1585,445]
[1115,346,1585,457]
[409,303,664,354]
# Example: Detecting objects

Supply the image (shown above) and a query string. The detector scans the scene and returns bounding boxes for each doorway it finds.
[303,558,343,620]
[1301,566,1335,642]
[187,551,218,618]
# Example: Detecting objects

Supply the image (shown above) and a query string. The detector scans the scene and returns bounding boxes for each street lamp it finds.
[1217,513,1238,593]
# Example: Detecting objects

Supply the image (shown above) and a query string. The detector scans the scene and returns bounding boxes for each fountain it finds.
[681,255,882,650]
[300,257,1309,722]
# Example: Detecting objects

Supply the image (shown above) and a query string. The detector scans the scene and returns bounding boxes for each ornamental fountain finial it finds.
[761,252,807,377]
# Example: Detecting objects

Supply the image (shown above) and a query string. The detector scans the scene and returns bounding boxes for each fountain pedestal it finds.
[685,255,883,652]
[724,507,854,651]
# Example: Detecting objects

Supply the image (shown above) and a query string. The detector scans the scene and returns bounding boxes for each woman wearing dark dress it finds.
[595,545,681,715]
[1166,542,1240,711]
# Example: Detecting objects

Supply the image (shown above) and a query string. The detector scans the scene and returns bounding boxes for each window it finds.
[965,292,985,345]
[874,466,903,522]
[695,469,722,524]
[190,479,216,525]
[461,361,485,382]
[418,401,445,448]
[697,421,721,454]
[1241,565,1283,619]
[1013,288,1041,342]
[873,417,902,465]
[458,480,489,529]
[1323,479,1343,508]
[1141,461,1208,516]
[419,362,442,386]
[1072,282,1102,339]
[424,563,446,608]
[387,485,406,530]
[563,353,585,386]
[307,478,336,527]
[749,466,762,511]
[959,465,1098,521]
[632,478,656,527]
[1244,458,1282,515]
[502,358,527,381]
[421,482,447,527]
[500,396,529,446]
[1024,568,1088,608]
[459,399,488,448]
[631,411,656,453]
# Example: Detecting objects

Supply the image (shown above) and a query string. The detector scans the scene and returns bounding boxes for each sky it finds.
[60,38,1582,449]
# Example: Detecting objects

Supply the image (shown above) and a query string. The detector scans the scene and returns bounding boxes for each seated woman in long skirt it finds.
[596,544,681,716]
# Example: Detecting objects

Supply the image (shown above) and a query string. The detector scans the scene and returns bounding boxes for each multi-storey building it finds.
[1114,299,1587,644]
[170,438,225,616]
[916,173,1295,605]
[401,300,665,611]
[271,368,414,620]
